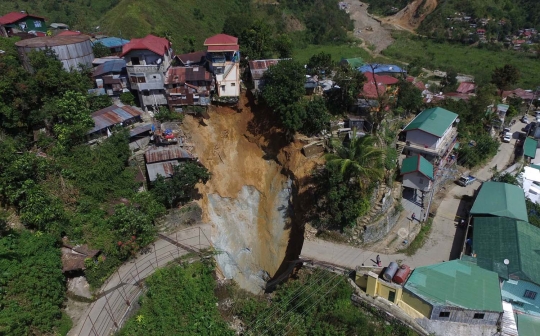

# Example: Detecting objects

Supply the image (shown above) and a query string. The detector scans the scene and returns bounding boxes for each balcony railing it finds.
[399,128,458,157]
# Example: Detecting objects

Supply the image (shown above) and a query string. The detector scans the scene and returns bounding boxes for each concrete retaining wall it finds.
[362,204,401,243]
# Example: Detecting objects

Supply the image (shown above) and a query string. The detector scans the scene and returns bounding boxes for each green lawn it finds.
[384,32,540,88]
[293,43,372,64]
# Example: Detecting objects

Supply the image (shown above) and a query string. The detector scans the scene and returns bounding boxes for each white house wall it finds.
[216,64,240,97]
[406,130,439,149]
[402,171,432,192]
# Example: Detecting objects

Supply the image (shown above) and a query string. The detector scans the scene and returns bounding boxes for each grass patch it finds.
[384,32,540,88]
[293,43,371,64]
[398,218,433,256]
[316,229,349,244]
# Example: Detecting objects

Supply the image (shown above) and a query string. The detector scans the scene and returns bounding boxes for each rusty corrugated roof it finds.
[249,59,282,80]
[88,104,142,134]
[145,146,193,163]
[146,160,180,181]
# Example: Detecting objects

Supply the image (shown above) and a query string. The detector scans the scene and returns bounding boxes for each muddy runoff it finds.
[183,105,300,293]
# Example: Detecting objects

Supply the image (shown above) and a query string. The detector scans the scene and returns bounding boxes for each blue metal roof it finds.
[94,37,130,48]
[358,64,405,74]
[93,59,126,77]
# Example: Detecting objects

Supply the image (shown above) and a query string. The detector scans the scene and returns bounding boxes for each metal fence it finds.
[71,226,212,336]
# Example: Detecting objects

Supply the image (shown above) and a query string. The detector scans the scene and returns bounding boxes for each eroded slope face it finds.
[184,106,291,293]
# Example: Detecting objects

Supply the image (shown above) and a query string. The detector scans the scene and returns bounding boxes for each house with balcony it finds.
[121,34,173,111]
[400,155,434,193]
[203,34,240,101]
[164,66,213,109]
[398,107,459,168]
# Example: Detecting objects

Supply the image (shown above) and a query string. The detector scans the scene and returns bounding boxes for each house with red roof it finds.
[121,34,173,111]
[0,11,46,37]
[204,34,240,100]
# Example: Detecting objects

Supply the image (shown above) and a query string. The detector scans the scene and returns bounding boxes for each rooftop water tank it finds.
[15,34,94,72]
[383,262,399,282]
[392,264,411,284]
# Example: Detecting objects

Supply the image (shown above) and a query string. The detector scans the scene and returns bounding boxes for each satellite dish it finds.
[156,58,162,65]
[504,259,510,265]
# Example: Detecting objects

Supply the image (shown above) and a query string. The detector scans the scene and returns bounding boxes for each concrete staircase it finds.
[396,142,406,156]
[359,182,388,226]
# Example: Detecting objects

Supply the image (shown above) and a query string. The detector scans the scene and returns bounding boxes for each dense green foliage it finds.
[315,134,384,229]
[526,199,540,229]
[361,0,411,16]
[0,231,65,335]
[384,32,540,88]
[396,80,424,114]
[119,261,233,336]
[152,162,210,209]
[237,268,416,335]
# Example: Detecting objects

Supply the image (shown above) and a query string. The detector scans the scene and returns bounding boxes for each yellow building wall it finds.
[399,291,431,318]
[355,273,368,290]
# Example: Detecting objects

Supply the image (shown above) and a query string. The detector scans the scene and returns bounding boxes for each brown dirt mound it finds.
[384,0,438,32]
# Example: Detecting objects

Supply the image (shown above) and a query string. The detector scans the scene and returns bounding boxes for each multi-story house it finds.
[164,66,213,109]
[121,34,173,111]
[203,34,240,100]
[0,11,47,37]
[399,107,459,168]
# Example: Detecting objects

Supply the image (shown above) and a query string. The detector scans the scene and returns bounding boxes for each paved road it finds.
[302,120,523,269]
[69,225,212,336]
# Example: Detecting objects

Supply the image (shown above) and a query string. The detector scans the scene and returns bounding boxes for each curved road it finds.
[69,225,212,336]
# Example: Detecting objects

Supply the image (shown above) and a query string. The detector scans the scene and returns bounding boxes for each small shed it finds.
[524,137,538,159]
[61,240,101,273]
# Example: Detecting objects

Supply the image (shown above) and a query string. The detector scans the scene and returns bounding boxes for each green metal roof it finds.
[525,138,538,158]
[531,164,540,171]
[404,260,503,312]
[400,155,434,180]
[517,313,540,335]
[341,57,364,68]
[473,217,540,285]
[403,107,458,137]
[470,182,528,221]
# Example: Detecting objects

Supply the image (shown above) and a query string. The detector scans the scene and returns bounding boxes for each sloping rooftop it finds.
[204,33,238,46]
[358,64,405,74]
[525,138,538,158]
[15,34,90,47]
[95,36,129,48]
[174,51,206,66]
[363,72,399,85]
[403,107,458,137]
[456,82,476,94]
[404,260,503,312]
[473,217,540,284]
[341,57,364,68]
[121,34,170,57]
[517,312,540,335]
[92,59,126,77]
[145,146,193,163]
[470,182,528,221]
[359,82,386,99]
[88,105,142,134]
[146,160,180,182]
[0,12,45,25]
[249,59,282,80]
[401,155,434,180]
[164,66,212,85]
[57,30,81,36]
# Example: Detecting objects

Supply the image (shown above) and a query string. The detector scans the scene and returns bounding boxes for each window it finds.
[130,76,137,83]
[131,57,140,65]
[231,83,236,87]
[34,20,42,28]
[524,290,537,300]
[137,76,146,83]
[439,312,450,318]
[221,85,226,91]
[473,313,485,319]
[419,178,424,185]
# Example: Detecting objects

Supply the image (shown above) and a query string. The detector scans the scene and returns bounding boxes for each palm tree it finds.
[325,130,384,188]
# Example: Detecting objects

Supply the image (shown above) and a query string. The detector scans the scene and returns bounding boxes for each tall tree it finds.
[307,52,334,77]
[325,131,384,188]
[491,64,520,93]
[326,64,366,115]
[396,79,423,115]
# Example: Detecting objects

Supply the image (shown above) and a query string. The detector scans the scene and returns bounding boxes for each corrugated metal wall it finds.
[17,39,94,72]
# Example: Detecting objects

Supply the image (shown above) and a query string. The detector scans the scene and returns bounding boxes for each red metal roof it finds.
[207,45,239,52]
[415,81,426,91]
[359,82,387,99]
[456,82,476,94]
[0,12,45,25]
[121,34,171,57]
[364,72,399,85]
[406,76,415,83]
[57,30,81,36]
[204,33,238,46]
[249,59,282,80]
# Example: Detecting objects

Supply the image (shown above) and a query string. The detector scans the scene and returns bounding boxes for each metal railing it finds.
[71,226,212,336]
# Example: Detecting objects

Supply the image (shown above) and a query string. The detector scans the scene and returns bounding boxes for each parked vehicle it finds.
[522,115,530,124]
[503,132,512,142]
[457,175,476,187]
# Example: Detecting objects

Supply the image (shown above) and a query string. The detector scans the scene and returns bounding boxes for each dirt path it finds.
[345,0,394,54]
[383,0,438,32]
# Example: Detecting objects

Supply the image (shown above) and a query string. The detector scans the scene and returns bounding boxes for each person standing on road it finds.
[412,213,416,221]
[376,255,381,267]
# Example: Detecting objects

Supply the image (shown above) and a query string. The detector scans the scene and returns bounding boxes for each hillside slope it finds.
[100,0,249,52]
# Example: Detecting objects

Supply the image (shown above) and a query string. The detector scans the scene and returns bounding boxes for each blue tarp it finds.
[93,59,126,77]
[94,37,130,48]
[358,64,405,74]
